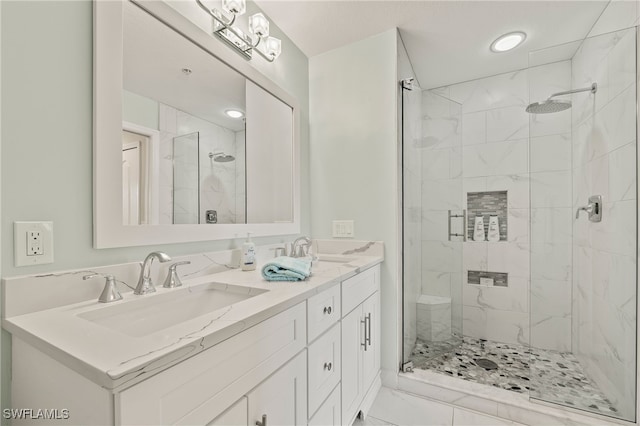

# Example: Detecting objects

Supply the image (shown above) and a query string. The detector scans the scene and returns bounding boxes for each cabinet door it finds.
[361,291,380,391]
[247,350,307,426]
[208,397,248,426]
[341,305,363,424]
[309,385,341,426]
[308,323,341,416]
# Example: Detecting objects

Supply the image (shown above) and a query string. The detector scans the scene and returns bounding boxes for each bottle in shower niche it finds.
[473,215,486,241]
[487,215,500,242]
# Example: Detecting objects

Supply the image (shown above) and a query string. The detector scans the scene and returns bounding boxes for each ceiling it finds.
[254,0,612,89]
[124,2,247,131]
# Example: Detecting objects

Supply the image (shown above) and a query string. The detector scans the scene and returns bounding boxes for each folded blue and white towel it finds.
[261,256,312,282]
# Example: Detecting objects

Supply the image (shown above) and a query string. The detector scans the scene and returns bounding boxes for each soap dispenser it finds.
[241,232,257,271]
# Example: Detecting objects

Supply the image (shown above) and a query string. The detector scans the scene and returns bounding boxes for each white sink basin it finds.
[316,254,358,263]
[78,282,267,337]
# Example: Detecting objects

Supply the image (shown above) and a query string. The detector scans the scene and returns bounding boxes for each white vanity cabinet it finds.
[210,350,307,426]
[8,261,382,426]
[340,265,381,426]
[117,303,307,425]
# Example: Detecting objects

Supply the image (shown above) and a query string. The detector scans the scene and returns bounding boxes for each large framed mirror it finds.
[94,0,300,248]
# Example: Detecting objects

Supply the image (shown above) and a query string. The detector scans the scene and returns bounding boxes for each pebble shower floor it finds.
[409,337,619,418]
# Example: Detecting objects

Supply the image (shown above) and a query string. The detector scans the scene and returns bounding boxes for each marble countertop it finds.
[3,253,382,392]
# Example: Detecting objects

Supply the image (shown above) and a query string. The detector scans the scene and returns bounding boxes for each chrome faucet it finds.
[291,236,312,258]
[134,251,172,295]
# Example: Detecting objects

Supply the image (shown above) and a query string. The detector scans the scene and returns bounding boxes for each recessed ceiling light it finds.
[225,109,244,118]
[490,31,526,53]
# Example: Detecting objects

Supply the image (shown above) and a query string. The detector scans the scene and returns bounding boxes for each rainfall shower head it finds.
[525,99,572,114]
[209,152,235,162]
[526,82,597,114]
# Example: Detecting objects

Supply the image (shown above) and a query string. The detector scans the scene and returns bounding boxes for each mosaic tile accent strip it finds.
[467,191,507,241]
[467,270,508,287]
[409,337,620,419]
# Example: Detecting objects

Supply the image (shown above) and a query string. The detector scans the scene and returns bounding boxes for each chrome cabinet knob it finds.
[323,306,332,315]
[324,362,332,371]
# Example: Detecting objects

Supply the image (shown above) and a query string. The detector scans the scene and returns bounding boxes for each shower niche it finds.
[466,191,508,242]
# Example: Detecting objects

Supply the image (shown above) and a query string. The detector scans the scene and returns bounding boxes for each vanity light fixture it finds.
[490,31,526,52]
[195,0,282,62]
[225,109,244,118]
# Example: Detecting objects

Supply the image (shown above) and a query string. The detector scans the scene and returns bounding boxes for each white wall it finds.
[310,29,400,379]
[571,26,637,420]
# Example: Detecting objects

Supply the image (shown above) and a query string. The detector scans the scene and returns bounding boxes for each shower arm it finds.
[546,83,597,101]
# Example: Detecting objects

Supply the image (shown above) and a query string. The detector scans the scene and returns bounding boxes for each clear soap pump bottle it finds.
[241,232,257,271]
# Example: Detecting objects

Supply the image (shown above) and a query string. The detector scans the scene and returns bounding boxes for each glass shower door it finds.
[528,27,637,422]
[172,131,200,224]
[402,81,464,369]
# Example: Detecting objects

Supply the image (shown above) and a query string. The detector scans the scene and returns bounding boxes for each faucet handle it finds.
[83,273,123,303]
[272,247,287,257]
[163,261,191,288]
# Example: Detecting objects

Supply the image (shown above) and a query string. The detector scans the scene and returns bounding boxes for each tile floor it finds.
[409,337,619,418]
[357,387,525,426]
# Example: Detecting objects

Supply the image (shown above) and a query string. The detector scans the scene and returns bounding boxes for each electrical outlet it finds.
[27,230,43,256]
[14,221,54,266]
[332,220,354,238]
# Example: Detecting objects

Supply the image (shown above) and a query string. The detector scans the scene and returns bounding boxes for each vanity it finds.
[3,244,383,425]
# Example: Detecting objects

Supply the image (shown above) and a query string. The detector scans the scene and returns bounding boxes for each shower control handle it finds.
[575,195,602,222]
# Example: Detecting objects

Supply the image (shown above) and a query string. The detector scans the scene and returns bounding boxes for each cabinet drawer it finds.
[309,384,341,426]
[307,284,340,342]
[307,323,341,416]
[117,303,306,425]
[342,265,380,316]
[208,397,247,426]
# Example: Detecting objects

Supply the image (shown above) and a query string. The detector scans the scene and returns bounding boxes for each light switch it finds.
[332,220,354,238]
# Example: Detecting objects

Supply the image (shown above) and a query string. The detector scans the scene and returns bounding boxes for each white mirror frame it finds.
[94,0,300,248]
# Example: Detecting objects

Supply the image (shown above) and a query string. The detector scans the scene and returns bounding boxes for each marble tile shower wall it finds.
[420,91,463,338]
[570,27,637,419]
[235,130,247,224]
[528,61,573,353]
[421,63,573,349]
[159,104,243,224]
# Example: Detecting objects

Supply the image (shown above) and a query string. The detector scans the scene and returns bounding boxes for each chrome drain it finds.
[475,358,499,370]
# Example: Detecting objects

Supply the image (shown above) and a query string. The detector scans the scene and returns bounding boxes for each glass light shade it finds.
[264,37,281,59]
[222,0,246,15]
[249,13,269,38]
[490,31,526,52]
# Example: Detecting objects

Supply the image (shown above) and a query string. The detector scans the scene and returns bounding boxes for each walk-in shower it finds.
[401,25,637,422]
